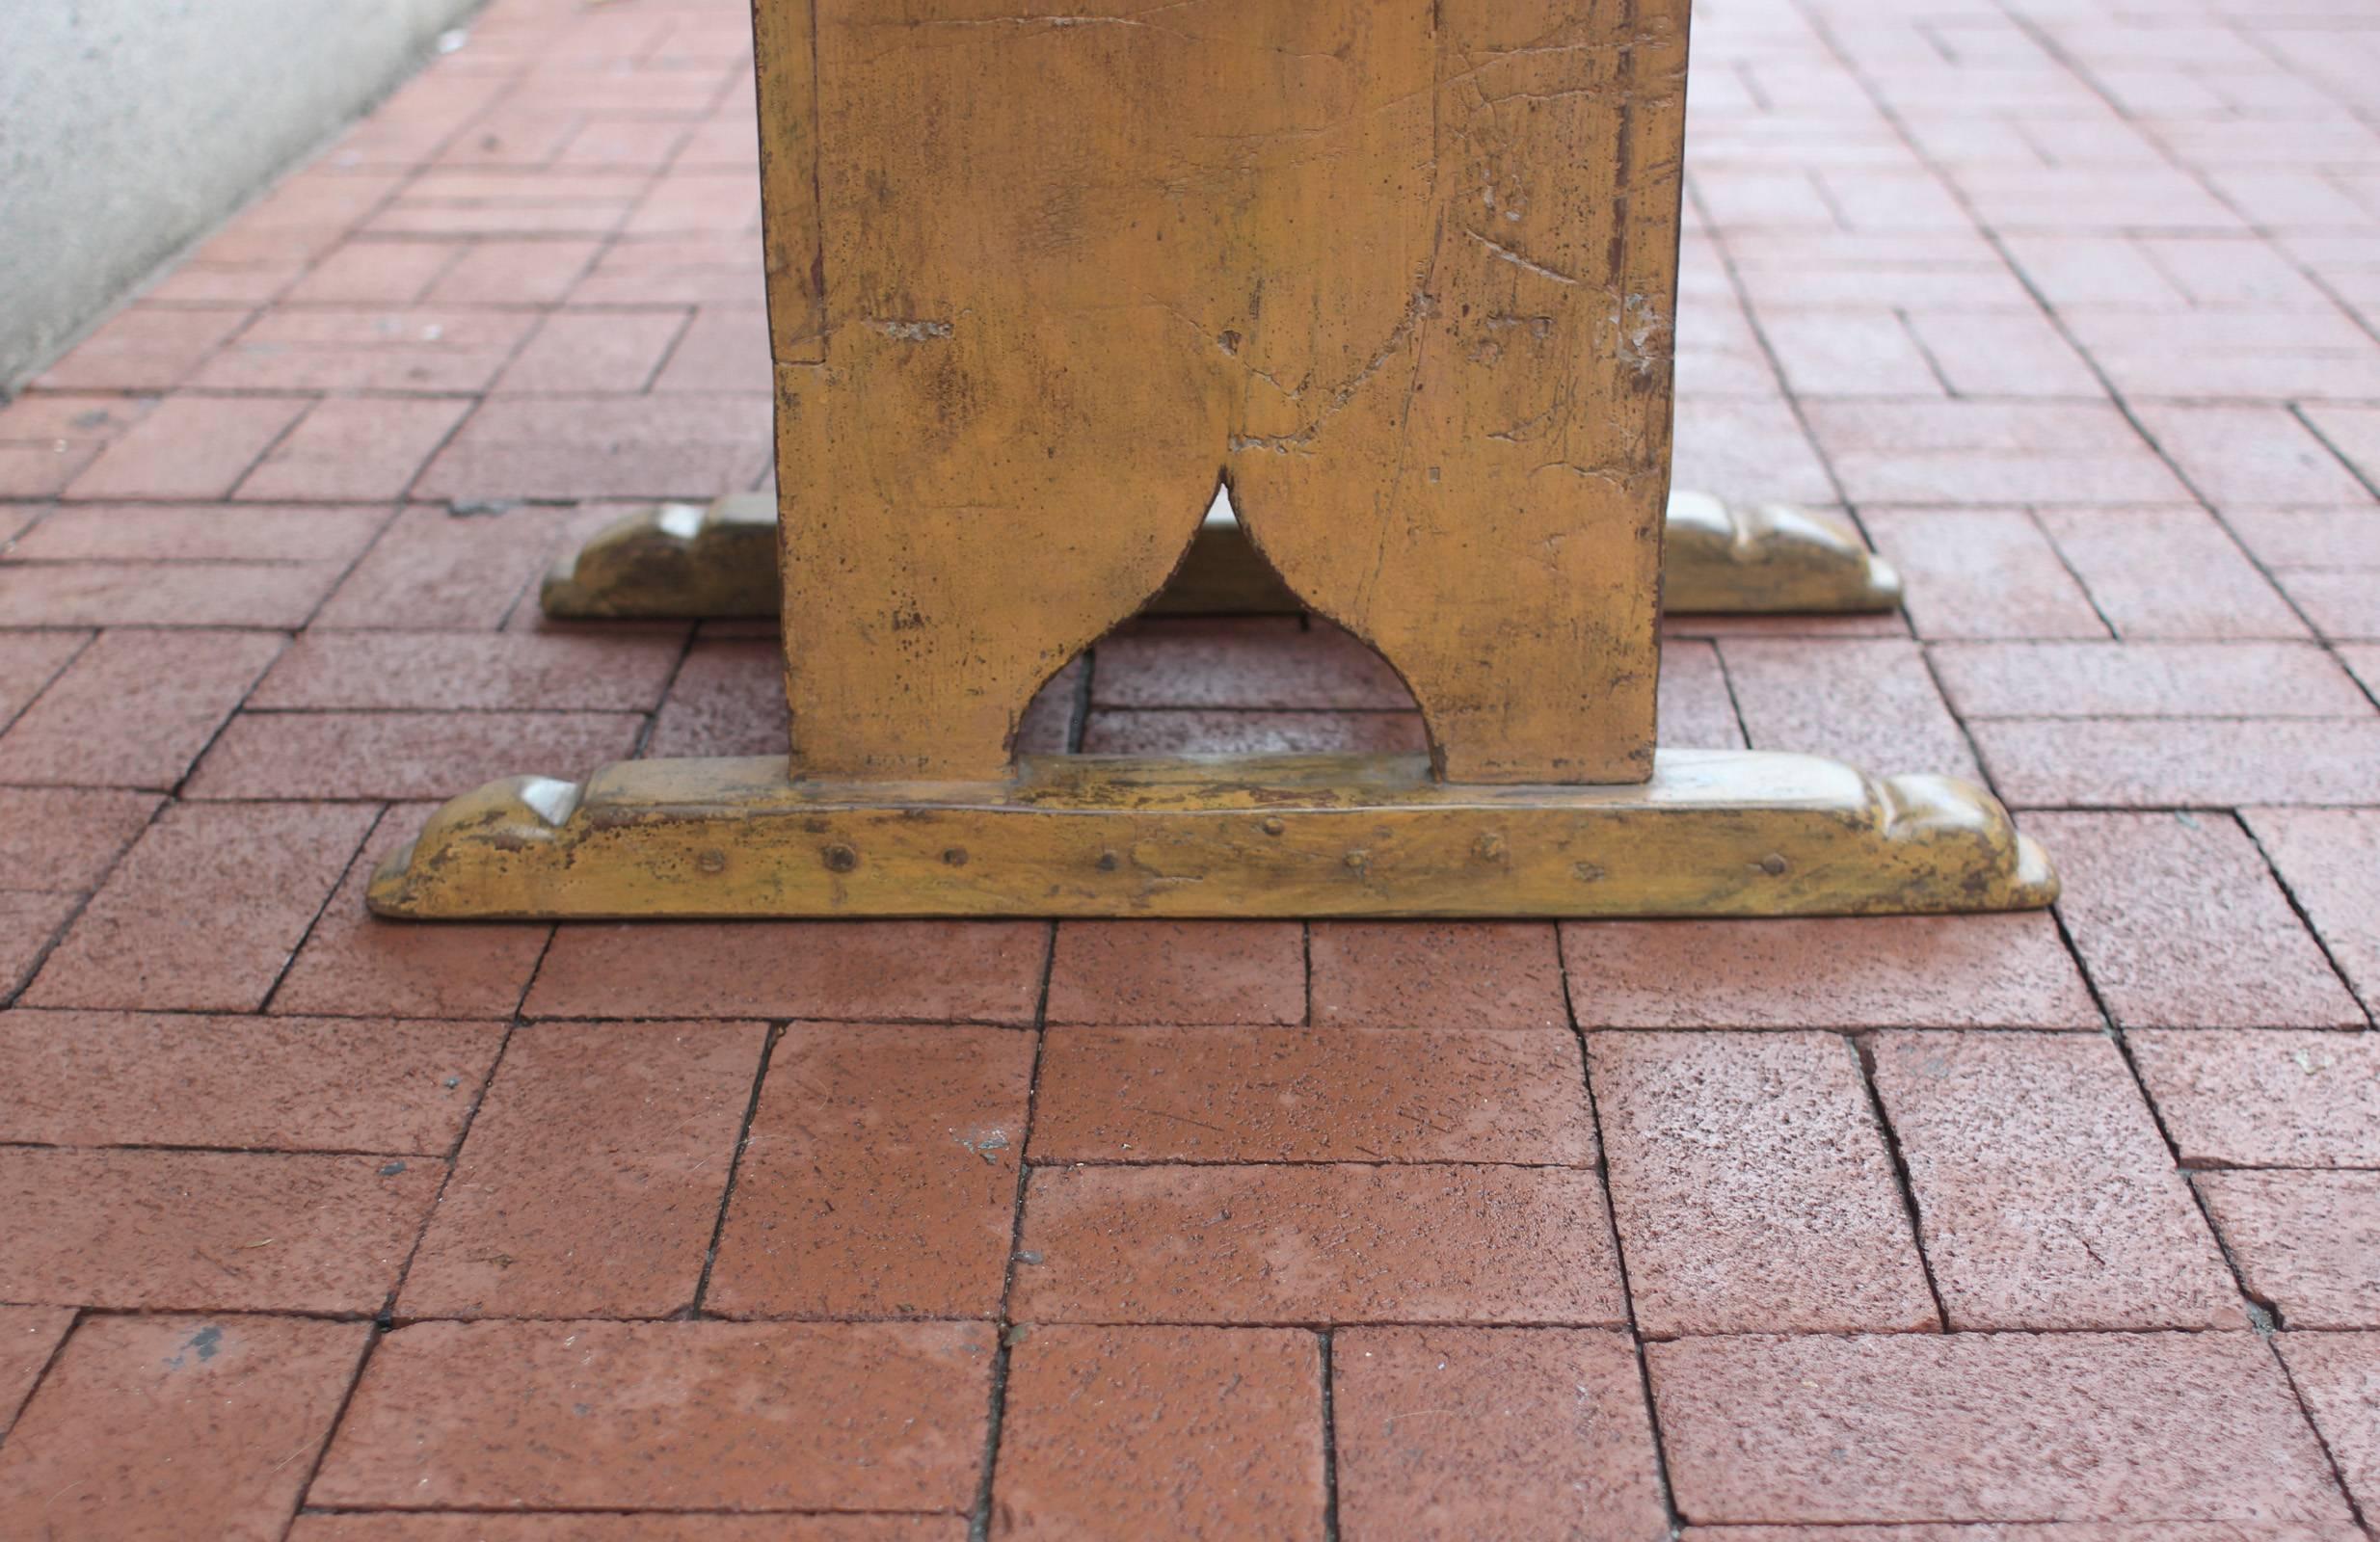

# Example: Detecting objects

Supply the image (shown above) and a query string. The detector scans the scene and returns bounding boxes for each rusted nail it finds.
[821,843,859,873]
[1261,816,1286,836]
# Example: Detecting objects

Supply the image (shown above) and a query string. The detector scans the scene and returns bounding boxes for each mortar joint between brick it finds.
[686,1018,784,1318]
[967,922,1059,1537]
[1849,1029,1956,1335]
[0,1305,84,1449]
[1318,1327,1342,1542]
[2266,1328,2377,1533]
[629,611,711,761]
[256,792,392,1017]
[2233,811,2372,1028]
[1566,1001,1687,1533]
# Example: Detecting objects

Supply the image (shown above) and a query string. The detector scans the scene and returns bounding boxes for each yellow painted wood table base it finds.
[537,491,1905,621]
[368,750,2052,920]
[374,0,2054,924]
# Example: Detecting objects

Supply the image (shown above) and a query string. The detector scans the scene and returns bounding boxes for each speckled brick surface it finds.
[1,0,2376,1529]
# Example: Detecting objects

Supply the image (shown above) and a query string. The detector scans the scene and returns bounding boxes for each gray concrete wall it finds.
[1,0,481,389]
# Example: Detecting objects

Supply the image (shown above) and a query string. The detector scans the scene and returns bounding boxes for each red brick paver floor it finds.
[3,0,2379,1533]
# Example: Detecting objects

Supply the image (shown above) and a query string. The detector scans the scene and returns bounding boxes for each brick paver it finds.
[1015,1164,1627,1326]
[1721,637,1979,780]
[0,556,344,629]
[707,1024,1033,1319]
[0,1009,499,1153]
[1930,640,2371,720]
[315,1319,994,1512]
[1650,1332,2350,1527]
[0,786,159,891]
[0,1148,440,1312]
[26,800,375,1012]
[0,627,283,787]
[398,1020,764,1319]
[1683,1530,2361,1541]
[1080,706,1428,756]
[1870,1032,2240,1331]
[414,393,771,499]
[308,503,580,630]
[1306,920,1567,1028]
[2276,1334,2380,1518]
[0,891,77,998]
[1661,638,1750,749]
[64,394,310,499]
[991,1326,1325,1540]
[1089,619,1411,711]
[1334,1327,1668,1542]
[0,628,88,726]
[1045,920,1307,1026]
[33,304,251,393]
[2246,808,2380,1015]
[11,501,387,564]
[290,1519,965,1542]
[2026,811,2364,1029]
[0,1315,368,1541]
[0,1307,73,1437]
[1862,508,2109,641]
[253,628,684,712]
[643,635,784,755]
[524,919,1050,1022]
[4,0,2379,1526]
[238,396,472,501]
[2131,1029,2380,1170]
[271,804,553,1019]
[1561,915,2098,1029]
[1591,1031,1937,1337]
[186,705,643,800]
[1974,718,2380,809]
[2198,1171,2380,1330]
[2034,506,2307,641]
[1032,1026,1595,1166]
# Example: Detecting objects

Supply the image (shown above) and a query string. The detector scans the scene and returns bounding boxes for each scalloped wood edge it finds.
[538,491,1902,621]
[368,749,2053,919]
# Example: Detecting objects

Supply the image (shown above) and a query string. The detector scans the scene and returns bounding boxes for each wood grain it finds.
[759,0,1690,783]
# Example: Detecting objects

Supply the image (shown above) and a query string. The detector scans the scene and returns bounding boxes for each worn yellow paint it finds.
[753,0,823,365]
[375,0,2062,925]
[367,750,2055,919]
[1661,492,1903,613]
[539,495,782,620]
[760,0,1690,783]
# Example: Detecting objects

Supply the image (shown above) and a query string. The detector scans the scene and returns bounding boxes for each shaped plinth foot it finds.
[369,749,2052,920]
[1660,491,1904,613]
[539,492,780,620]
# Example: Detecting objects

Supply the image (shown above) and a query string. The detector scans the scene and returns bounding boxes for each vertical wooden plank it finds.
[752,0,823,365]
[770,4,1263,780]
[761,0,1689,784]
[1231,0,1692,784]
